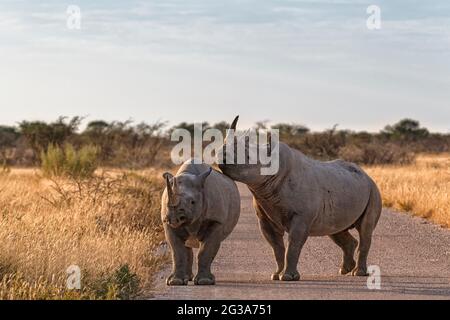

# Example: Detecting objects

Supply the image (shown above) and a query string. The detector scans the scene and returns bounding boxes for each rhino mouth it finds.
[166,214,191,229]
[168,222,185,228]
[168,220,189,229]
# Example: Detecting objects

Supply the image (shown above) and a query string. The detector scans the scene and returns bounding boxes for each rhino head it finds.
[162,168,212,228]
[217,116,279,185]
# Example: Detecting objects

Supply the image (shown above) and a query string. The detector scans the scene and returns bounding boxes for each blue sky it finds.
[1,0,449,132]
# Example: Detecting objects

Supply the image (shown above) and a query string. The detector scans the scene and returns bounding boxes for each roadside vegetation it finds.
[1,117,448,168]
[0,168,166,299]
[366,154,450,228]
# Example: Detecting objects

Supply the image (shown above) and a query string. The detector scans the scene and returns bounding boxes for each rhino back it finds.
[268,146,374,235]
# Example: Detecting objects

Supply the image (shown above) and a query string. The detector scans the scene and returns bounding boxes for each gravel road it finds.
[151,183,450,299]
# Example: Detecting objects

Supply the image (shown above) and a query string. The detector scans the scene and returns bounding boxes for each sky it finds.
[1,0,449,132]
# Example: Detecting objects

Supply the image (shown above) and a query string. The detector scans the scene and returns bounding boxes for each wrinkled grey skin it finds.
[161,159,240,285]
[218,116,382,281]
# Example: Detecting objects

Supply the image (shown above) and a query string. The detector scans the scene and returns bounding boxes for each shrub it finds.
[284,126,348,160]
[81,120,168,168]
[19,117,82,160]
[41,144,99,179]
[91,265,140,300]
[338,143,414,165]
[0,169,165,300]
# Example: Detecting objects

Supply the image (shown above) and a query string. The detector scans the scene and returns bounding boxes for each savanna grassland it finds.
[366,154,450,228]
[1,154,448,300]
[0,168,167,299]
[0,117,449,299]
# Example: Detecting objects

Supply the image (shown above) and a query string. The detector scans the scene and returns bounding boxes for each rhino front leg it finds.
[165,227,190,286]
[281,214,310,281]
[258,216,285,280]
[195,223,222,285]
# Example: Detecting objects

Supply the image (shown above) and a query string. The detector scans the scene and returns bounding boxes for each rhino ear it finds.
[163,172,176,194]
[162,172,173,181]
[269,132,273,154]
[197,167,212,188]
[266,130,279,154]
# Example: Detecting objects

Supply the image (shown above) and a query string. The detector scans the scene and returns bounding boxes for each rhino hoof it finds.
[351,267,368,276]
[339,261,356,275]
[339,267,351,275]
[167,277,188,286]
[271,273,280,281]
[280,272,300,281]
[194,275,215,285]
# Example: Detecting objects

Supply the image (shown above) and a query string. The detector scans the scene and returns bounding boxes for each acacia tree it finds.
[0,126,20,164]
[381,119,429,141]
[169,122,210,136]
[18,116,82,161]
[81,120,167,167]
[0,126,19,148]
[271,123,310,137]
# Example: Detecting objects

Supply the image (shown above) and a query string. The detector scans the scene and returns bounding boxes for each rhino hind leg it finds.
[257,216,285,280]
[352,183,382,276]
[329,231,357,275]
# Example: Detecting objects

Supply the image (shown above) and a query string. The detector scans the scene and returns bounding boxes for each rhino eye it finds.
[191,200,195,205]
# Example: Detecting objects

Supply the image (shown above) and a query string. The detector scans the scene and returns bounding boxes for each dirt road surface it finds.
[150,184,450,299]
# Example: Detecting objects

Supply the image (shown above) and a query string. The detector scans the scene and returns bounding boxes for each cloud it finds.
[0,0,449,131]
[1,0,449,61]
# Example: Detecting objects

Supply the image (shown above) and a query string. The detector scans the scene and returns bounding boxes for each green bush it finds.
[41,144,99,179]
[91,265,140,300]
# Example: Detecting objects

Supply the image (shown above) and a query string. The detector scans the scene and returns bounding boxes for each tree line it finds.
[0,117,448,168]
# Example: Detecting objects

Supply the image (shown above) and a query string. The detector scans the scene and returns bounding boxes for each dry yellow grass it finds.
[1,154,448,299]
[0,168,166,299]
[365,154,450,227]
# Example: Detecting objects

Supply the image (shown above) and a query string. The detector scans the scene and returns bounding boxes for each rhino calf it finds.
[161,159,240,285]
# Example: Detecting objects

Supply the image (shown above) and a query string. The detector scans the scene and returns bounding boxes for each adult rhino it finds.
[217,116,382,281]
[161,159,240,285]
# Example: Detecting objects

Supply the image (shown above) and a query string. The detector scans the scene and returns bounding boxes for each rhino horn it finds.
[225,115,239,141]
[163,172,179,206]
[230,115,239,130]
